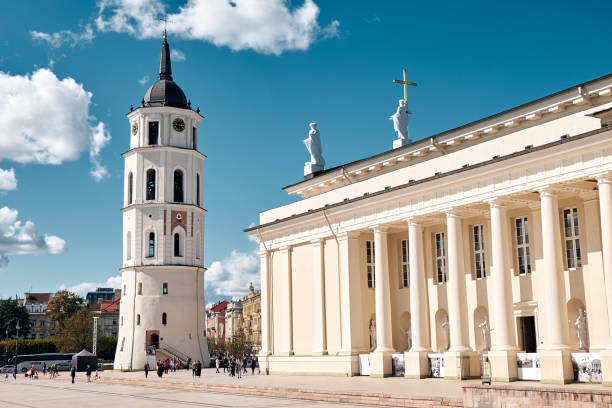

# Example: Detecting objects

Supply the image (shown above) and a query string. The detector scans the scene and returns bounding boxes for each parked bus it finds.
[10,353,74,373]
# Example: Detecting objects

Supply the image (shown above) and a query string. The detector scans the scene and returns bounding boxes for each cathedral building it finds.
[247,73,612,384]
[114,34,209,369]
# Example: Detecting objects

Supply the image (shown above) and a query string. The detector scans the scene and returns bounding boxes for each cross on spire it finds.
[393,69,417,103]
[159,15,174,40]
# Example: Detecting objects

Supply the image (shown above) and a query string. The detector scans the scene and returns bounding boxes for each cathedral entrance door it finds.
[519,316,537,353]
[146,330,160,351]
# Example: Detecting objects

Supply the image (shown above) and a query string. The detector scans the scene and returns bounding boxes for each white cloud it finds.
[89,122,111,181]
[30,25,95,49]
[0,206,66,267]
[0,69,111,181]
[0,168,17,192]
[138,75,149,85]
[60,274,122,298]
[96,0,339,55]
[206,248,259,299]
[170,48,186,62]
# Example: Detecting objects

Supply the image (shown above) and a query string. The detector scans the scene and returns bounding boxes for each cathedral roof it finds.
[143,35,189,109]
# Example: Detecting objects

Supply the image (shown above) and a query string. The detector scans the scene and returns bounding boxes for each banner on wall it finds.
[571,353,602,383]
[391,353,405,377]
[517,353,541,380]
[428,353,444,378]
[359,354,370,376]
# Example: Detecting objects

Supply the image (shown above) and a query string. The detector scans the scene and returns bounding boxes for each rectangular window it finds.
[137,282,142,295]
[400,239,409,288]
[563,208,582,269]
[366,240,375,289]
[137,314,141,325]
[473,225,486,279]
[163,282,168,295]
[120,337,125,351]
[515,216,532,275]
[193,127,197,150]
[148,121,159,145]
[435,232,447,284]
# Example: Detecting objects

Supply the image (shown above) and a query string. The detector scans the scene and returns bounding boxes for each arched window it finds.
[148,232,155,257]
[174,170,184,202]
[128,172,133,205]
[163,282,168,295]
[196,174,200,206]
[162,313,167,325]
[127,231,132,260]
[192,127,197,150]
[174,233,181,257]
[146,169,156,200]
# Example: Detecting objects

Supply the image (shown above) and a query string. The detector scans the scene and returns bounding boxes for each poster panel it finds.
[391,353,405,377]
[517,352,541,380]
[359,354,370,376]
[571,353,602,383]
[428,353,444,378]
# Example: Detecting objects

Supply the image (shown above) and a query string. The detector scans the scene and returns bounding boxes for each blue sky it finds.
[0,0,610,304]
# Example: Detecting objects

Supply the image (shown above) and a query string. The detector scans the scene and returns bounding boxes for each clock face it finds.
[172,118,185,132]
[131,122,138,135]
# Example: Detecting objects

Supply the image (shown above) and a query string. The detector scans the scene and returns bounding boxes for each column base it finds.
[404,350,430,379]
[311,350,328,356]
[488,349,518,382]
[539,349,573,384]
[370,351,393,378]
[444,350,479,380]
[600,349,612,386]
[277,351,295,356]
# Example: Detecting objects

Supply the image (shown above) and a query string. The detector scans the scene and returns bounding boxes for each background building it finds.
[206,300,228,348]
[86,288,118,305]
[21,292,54,339]
[241,283,262,352]
[225,301,243,344]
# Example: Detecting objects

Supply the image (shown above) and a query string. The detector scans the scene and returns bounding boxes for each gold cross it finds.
[159,15,174,38]
[393,69,417,102]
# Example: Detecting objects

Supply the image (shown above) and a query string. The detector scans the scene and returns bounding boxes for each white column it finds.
[286,246,294,355]
[312,239,327,355]
[489,200,518,350]
[598,176,612,340]
[446,212,470,351]
[408,220,429,351]
[258,250,272,356]
[373,226,393,352]
[539,189,570,349]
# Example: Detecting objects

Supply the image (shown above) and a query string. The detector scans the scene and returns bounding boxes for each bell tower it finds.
[114,34,209,369]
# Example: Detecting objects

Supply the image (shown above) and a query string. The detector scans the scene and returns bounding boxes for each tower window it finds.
[196,174,200,206]
[121,316,123,326]
[128,172,133,205]
[174,170,184,202]
[148,121,159,145]
[163,282,168,295]
[137,314,141,325]
[193,127,197,150]
[162,312,167,325]
[127,231,132,260]
[148,232,155,258]
[174,233,181,257]
[146,169,156,200]
[137,282,142,295]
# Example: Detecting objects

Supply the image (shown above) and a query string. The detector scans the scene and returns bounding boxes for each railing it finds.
[159,343,190,364]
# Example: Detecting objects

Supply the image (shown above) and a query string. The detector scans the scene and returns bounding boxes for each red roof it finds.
[24,293,52,304]
[100,298,119,313]
[209,300,229,313]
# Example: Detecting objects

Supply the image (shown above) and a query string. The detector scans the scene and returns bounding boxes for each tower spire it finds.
[158,33,173,81]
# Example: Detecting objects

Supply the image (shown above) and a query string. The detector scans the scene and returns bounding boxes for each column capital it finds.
[537,186,560,198]
[337,230,360,242]
[486,198,508,208]
[444,209,463,219]
[372,225,390,234]
[407,217,423,227]
[595,172,612,185]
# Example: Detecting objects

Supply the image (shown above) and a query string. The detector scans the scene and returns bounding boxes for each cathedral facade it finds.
[114,34,209,370]
[248,73,612,384]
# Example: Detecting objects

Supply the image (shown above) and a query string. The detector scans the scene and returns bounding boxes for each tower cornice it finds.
[122,145,207,159]
[127,106,203,120]
[121,202,207,213]
[119,265,208,273]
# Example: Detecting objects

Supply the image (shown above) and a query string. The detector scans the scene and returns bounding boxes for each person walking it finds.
[243,356,248,375]
[12,365,16,381]
[144,362,149,378]
[230,358,236,378]
[236,359,242,379]
[251,357,257,375]
[85,364,92,383]
[191,360,196,377]
[196,360,202,378]
[156,361,164,378]
[215,357,220,373]
[42,362,46,376]
[70,366,76,384]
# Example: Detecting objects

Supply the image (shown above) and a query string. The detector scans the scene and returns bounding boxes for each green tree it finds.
[0,299,32,338]
[46,290,84,328]
[97,336,117,361]
[207,336,217,354]
[226,330,247,357]
[53,308,93,353]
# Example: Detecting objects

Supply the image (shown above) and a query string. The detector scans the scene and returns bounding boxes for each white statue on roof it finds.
[303,122,325,177]
[390,99,411,146]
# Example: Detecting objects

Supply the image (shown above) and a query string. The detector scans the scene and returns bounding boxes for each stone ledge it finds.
[57,376,463,407]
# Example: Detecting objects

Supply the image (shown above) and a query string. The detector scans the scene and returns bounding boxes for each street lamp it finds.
[3,327,8,366]
[15,322,20,358]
